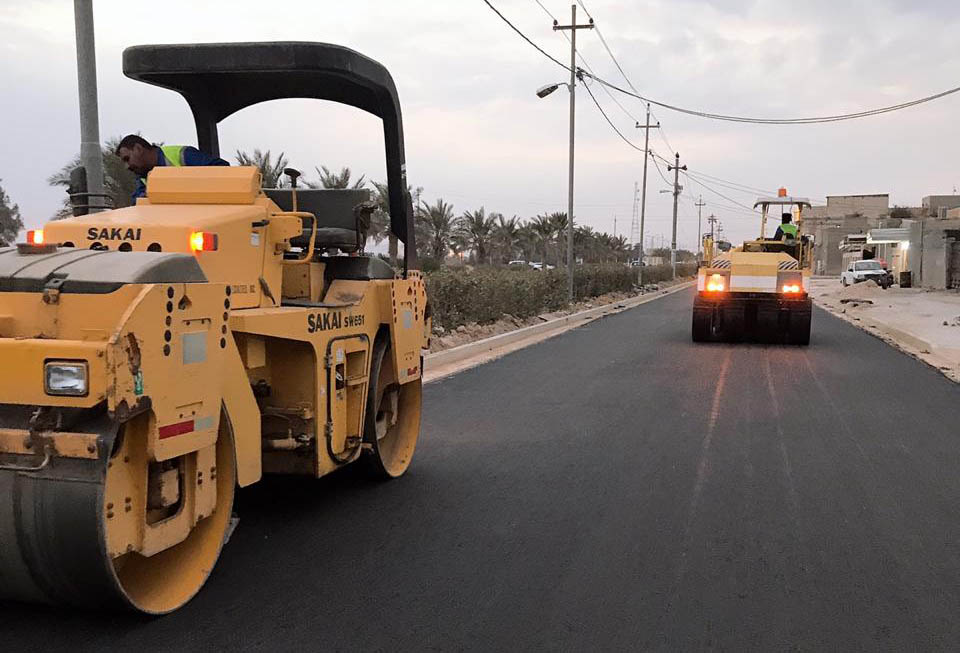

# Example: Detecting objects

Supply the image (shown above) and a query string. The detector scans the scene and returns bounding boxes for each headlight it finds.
[44,361,89,396]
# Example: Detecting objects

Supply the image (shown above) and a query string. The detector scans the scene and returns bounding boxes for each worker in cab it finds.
[774,212,798,241]
[115,134,229,202]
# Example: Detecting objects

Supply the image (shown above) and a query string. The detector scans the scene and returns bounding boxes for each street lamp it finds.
[536,82,566,99]
[537,79,576,302]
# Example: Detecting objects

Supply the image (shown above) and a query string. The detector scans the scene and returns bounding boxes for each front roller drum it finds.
[0,412,236,613]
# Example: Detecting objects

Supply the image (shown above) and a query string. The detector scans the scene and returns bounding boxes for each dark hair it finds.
[115,134,152,154]
[781,212,792,223]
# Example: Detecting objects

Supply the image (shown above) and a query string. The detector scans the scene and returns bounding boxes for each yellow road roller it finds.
[693,191,812,344]
[0,42,428,613]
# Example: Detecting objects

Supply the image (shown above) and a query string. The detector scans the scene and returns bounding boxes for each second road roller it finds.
[692,189,813,345]
[0,42,429,613]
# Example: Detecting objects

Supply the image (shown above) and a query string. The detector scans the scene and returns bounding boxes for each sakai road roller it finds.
[692,190,812,344]
[0,42,429,613]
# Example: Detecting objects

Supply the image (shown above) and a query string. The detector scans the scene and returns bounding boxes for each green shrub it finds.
[636,263,696,284]
[426,264,635,330]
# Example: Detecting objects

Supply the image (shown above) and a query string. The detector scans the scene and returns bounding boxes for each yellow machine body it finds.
[0,39,428,614]
[692,193,813,344]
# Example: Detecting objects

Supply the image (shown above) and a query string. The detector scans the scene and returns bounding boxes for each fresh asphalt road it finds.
[5,287,960,650]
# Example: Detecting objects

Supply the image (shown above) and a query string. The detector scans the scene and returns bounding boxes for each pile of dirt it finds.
[835,279,886,300]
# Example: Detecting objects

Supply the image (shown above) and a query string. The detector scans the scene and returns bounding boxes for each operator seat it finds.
[264,188,373,253]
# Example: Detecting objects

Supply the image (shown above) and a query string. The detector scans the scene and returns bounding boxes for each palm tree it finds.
[575,225,596,263]
[48,136,138,219]
[530,214,555,266]
[371,181,423,264]
[455,207,496,264]
[235,149,288,188]
[491,214,520,263]
[313,166,366,189]
[515,223,540,262]
[549,212,569,265]
[417,198,455,261]
[611,234,630,263]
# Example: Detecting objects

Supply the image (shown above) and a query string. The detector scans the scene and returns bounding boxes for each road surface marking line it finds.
[668,351,731,607]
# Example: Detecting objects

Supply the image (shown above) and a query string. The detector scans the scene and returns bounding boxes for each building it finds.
[922,195,960,218]
[802,194,891,275]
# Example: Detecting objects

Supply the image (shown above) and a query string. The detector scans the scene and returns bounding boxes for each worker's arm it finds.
[773,226,784,240]
[131,177,147,203]
[181,146,230,167]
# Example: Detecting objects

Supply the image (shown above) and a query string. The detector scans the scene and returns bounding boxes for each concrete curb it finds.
[424,281,694,381]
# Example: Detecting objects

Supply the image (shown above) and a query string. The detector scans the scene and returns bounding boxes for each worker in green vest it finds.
[115,134,229,203]
[774,212,798,241]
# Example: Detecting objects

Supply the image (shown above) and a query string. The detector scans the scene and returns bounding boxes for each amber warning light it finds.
[706,274,725,292]
[190,232,218,253]
[26,229,44,245]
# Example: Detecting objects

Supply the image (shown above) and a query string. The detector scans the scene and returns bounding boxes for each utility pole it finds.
[636,104,659,284]
[553,5,594,303]
[667,152,687,279]
[695,195,706,261]
[708,213,718,242]
[73,0,104,207]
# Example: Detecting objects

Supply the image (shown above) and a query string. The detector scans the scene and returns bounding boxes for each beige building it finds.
[803,194,889,275]
[922,195,960,218]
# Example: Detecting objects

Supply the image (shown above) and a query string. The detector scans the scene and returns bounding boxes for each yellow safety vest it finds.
[780,223,798,238]
[159,145,186,167]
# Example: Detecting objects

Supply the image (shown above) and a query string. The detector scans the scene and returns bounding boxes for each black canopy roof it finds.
[123,41,416,267]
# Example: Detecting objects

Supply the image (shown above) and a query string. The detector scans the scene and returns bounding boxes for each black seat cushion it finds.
[323,255,395,281]
[264,188,371,251]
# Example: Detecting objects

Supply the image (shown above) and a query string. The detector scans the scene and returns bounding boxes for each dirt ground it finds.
[428,278,691,353]
[809,277,960,382]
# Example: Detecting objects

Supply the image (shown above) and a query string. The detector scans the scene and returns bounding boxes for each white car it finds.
[841,260,890,287]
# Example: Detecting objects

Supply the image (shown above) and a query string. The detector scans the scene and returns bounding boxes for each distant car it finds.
[507,260,528,267]
[527,262,555,271]
[841,260,892,287]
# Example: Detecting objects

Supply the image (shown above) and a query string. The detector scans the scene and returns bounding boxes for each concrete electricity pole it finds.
[553,5,594,303]
[695,195,706,261]
[73,0,104,205]
[667,152,687,279]
[635,104,659,285]
[708,213,718,242]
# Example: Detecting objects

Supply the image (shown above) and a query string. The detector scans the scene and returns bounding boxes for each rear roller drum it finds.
[692,310,712,342]
[789,311,811,346]
[362,337,422,479]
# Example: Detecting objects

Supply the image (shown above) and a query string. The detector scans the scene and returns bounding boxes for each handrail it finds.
[272,211,317,264]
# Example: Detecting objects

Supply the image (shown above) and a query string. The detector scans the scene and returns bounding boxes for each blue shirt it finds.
[131,146,230,201]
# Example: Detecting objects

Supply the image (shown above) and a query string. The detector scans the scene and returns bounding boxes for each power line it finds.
[684,170,776,196]
[581,78,647,153]
[481,0,568,70]
[482,0,960,125]
[532,0,642,126]
[684,170,776,198]
[682,171,760,213]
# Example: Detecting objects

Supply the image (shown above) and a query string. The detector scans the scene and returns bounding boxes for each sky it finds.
[2,0,959,250]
